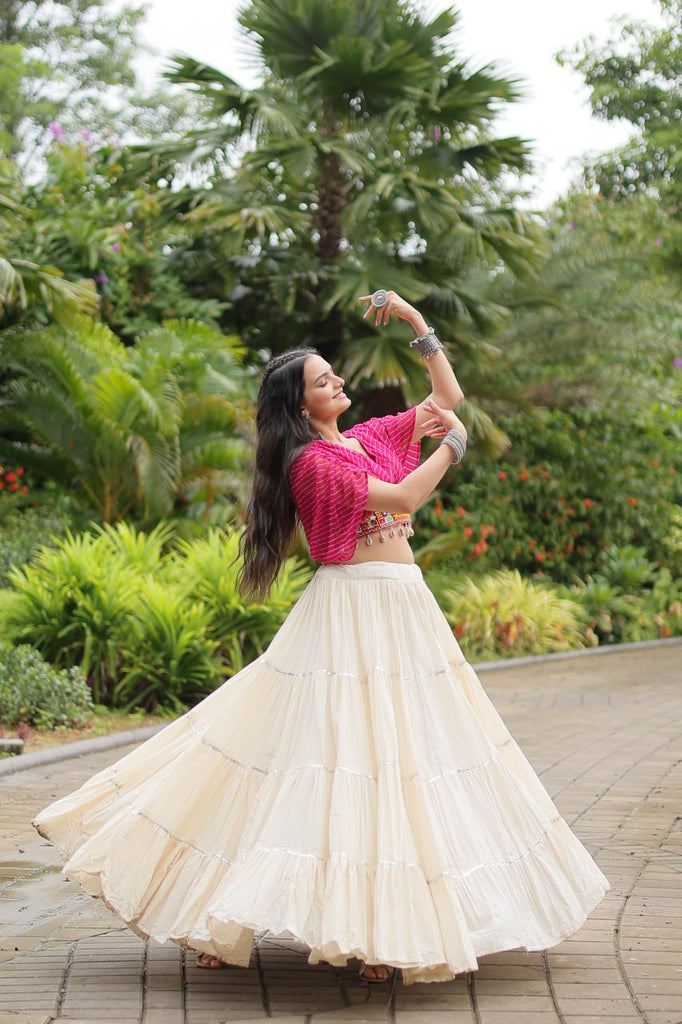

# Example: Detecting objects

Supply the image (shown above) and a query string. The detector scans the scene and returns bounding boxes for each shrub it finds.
[3,522,311,710]
[0,643,93,729]
[566,545,682,645]
[418,403,682,584]
[114,582,221,713]
[443,569,585,662]
[0,490,85,587]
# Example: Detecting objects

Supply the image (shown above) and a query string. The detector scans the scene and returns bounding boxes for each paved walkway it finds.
[1,641,681,1024]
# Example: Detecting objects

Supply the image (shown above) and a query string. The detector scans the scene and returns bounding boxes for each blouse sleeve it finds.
[289,446,369,563]
[366,407,421,474]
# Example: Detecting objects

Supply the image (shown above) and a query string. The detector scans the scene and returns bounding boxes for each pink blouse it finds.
[289,407,421,563]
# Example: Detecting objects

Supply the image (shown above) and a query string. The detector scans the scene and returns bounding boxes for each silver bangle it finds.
[409,326,443,360]
[440,428,467,465]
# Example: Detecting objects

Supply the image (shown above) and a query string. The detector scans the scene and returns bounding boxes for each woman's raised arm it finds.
[359,290,464,440]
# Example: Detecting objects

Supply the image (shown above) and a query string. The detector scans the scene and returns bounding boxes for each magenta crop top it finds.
[289,407,421,563]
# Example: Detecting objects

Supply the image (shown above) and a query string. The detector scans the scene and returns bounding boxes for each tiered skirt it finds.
[34,561,609,984]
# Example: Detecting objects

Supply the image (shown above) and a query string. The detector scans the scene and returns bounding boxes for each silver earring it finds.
[302,411,310,422]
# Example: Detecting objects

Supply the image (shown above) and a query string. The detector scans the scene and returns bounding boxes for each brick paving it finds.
[1,640,681,1024]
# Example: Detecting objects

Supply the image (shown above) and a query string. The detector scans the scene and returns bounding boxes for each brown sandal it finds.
[359,963,395,984]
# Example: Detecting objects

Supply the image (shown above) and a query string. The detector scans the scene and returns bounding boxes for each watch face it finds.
[371,289,388,307]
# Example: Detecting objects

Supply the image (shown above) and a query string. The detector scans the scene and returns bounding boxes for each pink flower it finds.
[48,121,63,140]
[111,242,120,251]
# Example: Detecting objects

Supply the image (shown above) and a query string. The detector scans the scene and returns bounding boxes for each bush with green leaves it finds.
[566,545,682,646]
[440,569,585,662]
[0,643,93,729]
[0,489,88,587]
[418,402,682,585]
[3,522,312,712]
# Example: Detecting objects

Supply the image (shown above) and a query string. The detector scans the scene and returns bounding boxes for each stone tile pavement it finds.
[1,640,681,1024]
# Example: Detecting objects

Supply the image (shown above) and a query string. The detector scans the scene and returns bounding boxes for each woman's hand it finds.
[420,397,467,440]
[358,290,426,333]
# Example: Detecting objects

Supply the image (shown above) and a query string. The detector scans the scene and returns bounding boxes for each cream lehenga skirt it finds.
[34,562,609,984]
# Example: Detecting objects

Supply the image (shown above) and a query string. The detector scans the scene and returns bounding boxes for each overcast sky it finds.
[137,0,663,207]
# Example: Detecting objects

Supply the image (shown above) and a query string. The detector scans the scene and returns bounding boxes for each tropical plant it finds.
[0,161,97,328]
[114,582,221,712]
[2,523,312,710]
[0,317,253,524]
[442,569,584,661]
[489,194,681,412]
[176,529,313,672]
[127,0,543,437]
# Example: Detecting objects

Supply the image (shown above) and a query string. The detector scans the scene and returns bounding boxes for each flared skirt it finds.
[33,561,609,984]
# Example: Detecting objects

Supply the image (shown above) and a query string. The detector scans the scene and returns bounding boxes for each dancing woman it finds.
[34,290,608,985]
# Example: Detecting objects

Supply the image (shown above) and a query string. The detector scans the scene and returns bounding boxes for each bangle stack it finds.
[440,428,467,465]
[409,326,444,360]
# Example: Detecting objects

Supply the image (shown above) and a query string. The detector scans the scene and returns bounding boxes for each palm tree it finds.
[130,0,542,432]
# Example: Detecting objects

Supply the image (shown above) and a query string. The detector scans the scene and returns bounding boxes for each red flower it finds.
[16,467,24,476]
[456,506,466,518]
[473,543,482,556]
[535,552,544,562]
[519,469,529,482]
[651,459,660,468]
[627,497,638,507]
[464,526,473,538]
[21,485,28,494]
[4,472,16,483]
[498,471,507,481]
[529,539,537,548]
[583,498,595,508]
[434,498,443,517]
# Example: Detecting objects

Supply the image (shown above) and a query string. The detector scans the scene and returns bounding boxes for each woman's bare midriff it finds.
[346,530,415,565]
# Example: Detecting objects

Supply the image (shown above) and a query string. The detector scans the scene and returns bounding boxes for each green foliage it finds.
[421,403,682,584]
[10,141,229,336]
[0,642,93,729]
[128,0,543,435]
[3,523,311,711]
[441,569,584,661]
[491,194,681,412]
[114,583,220,713]
[0,317,253,524]
[0,490,86,586]
[0,160,97,328]
[566,544,682,645]
[0,0,212,177]
[176,530,313,672]
[561,0,682,212]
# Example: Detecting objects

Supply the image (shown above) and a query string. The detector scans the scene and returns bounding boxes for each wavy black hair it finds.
[237,348,319,600]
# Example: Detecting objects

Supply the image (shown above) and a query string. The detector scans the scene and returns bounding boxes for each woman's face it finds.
[301,354,351,426]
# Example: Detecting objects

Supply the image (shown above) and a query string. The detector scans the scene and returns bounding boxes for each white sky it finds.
[138,0,663,207]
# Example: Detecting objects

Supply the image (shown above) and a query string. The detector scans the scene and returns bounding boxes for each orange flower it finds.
[627,497,638,507]
[519,468,529,482]
[456,506,466,517]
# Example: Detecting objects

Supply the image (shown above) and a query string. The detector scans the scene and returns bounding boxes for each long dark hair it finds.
[238,348,319,600]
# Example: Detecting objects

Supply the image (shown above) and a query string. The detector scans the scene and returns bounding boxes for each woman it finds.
[34,291,608,986]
